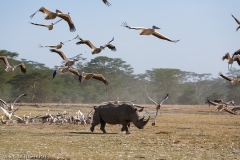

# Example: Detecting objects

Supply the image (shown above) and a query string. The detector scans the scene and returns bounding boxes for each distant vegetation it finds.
[0,49,240,104]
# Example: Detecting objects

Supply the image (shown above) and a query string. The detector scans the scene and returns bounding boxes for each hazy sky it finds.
[1,1,240,77]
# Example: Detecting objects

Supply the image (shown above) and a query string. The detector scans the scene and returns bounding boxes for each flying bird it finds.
[79,71,109,85]
[219,72,240,85]
[231,14,240,31]
[0,94,27,111]
[49,49,82,67]
[76,36,116,54]
[29,19,63,30]
[102,0,111,6]
[147,94,169,126]
[121,22,180,43]
[0,56,26,74]
[222,52,235,69]
[40,35,78,49]
[30,6,62,20]
[30,7,76,32]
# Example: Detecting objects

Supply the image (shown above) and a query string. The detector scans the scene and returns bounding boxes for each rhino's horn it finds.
[142,113,150,126]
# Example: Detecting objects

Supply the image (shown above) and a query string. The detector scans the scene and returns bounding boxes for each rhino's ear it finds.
[134,108,137,112]
[93,106,97,110]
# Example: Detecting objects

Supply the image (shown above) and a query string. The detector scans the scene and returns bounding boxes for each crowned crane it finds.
[102,0,111,6]
[76,36,116,54]
[231,14,240,32]
[0,105,22,120]
[0,56,26,74]
[40,35,78,49]
[29,19,62,30]
[121,22,180,43]
[219,72,240,85]
[79,71,109,85]
[0,94,27,111]
[30,7,76,32]
[49,49,82,67]
[147,94,169,126]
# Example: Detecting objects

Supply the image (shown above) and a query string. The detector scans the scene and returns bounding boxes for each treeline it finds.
[1,50,240,105]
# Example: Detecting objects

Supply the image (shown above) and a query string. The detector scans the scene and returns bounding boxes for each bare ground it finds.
[0,104,240,160]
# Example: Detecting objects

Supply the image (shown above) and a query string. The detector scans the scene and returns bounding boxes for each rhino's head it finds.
[132,109,150,129]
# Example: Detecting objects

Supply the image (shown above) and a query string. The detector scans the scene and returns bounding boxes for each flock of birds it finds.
[208,14,240,114]
[0,92,169,126]
[0,93,94,126]
[1,1,240,126]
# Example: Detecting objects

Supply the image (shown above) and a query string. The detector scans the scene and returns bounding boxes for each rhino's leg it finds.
[90,120,99,132]
[121,121,131,134]
[90,112,101,132]
[100,117,106,133]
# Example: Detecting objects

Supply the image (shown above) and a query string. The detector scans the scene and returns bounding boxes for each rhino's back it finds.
[95,104,133,124]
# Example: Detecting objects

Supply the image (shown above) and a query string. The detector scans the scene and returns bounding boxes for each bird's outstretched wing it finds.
[15,63,26,74]
[0,56,10,66]
[223,107,236,115]
[232,49,240,58]
[160,94,169,105]
[30,22,49,27]
[103,37,116,51]
[49,49,69,62]
[30,6,51,19]
[102,0,111,7]
[68,68,80,77]
[147,95,158,105]
[13,114,23,121]
[53,19,63,25]
[0,106,9,115]
[231,14,240,25]
[233,55,240,66]
[206,100,218,106]
[76,39,96,49]
[0,99,7,106]
[121,22,143,30]
[62,35,79,44]
[222,53,230,61]
[219,72,234,82]
[152,32,180,43]
[105,44,116,51]
[57,13,76,32]
[92,74,109,85]
[12,94,27,106]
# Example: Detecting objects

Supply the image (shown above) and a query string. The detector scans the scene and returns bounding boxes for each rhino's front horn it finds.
[141,114,150,127]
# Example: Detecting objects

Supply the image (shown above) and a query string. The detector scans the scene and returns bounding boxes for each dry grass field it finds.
[0,104,240,160]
